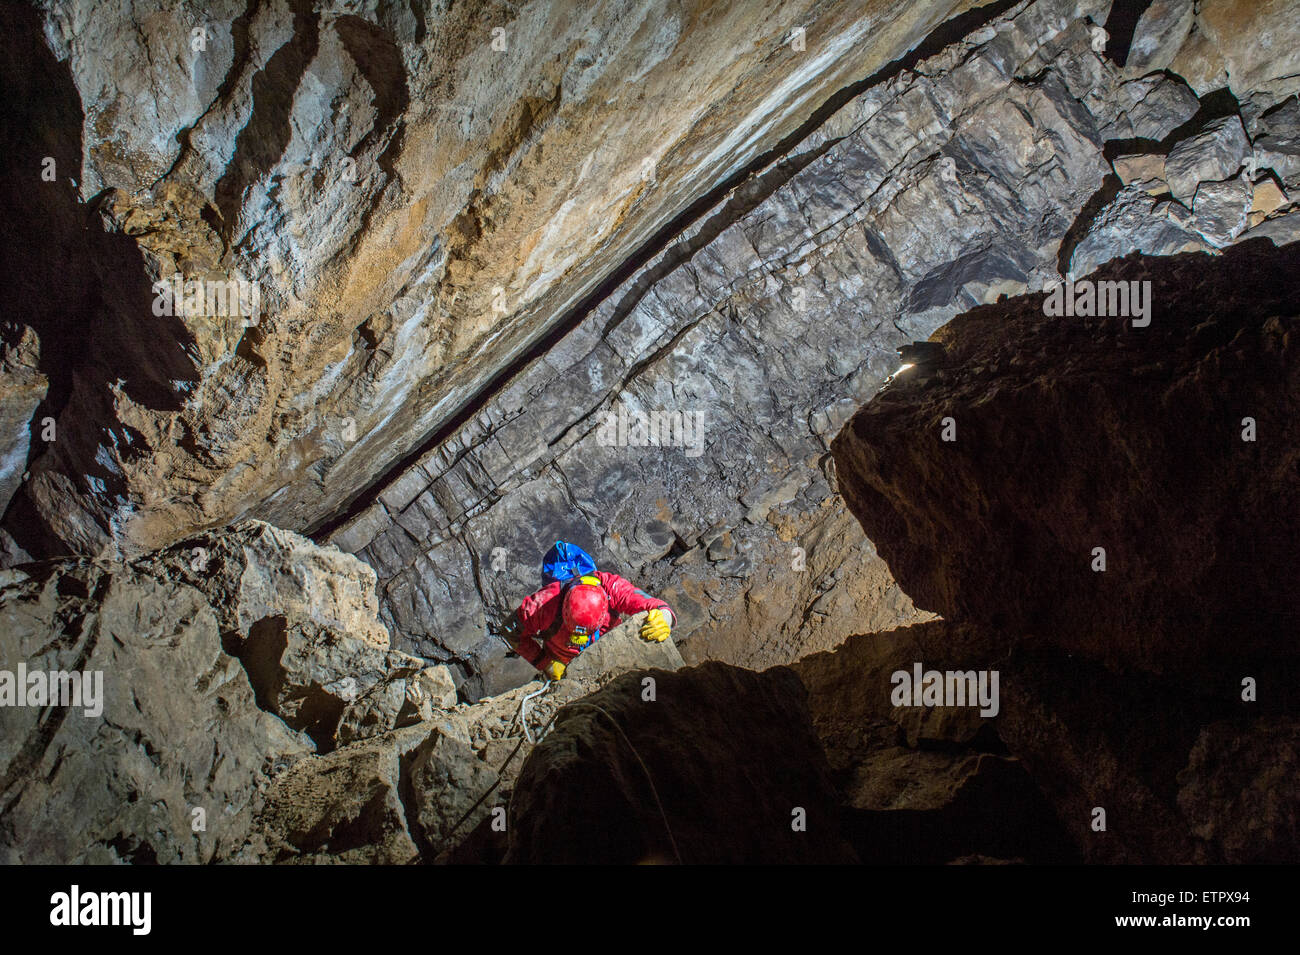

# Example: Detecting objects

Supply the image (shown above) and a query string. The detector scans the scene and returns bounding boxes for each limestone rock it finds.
[1125,0,1195,75]
[1164,117,1250,204]
[1251,177,1291,221]
[0,324,47,518]
[1069,185,1210,276]
[1191,174,1252,245]
[0,529,31,570]
[560,610,685,696]
[237,615,431,749]
[1104,74,1200,141]
[0,560,310,863]
[1252,96,1300,189]
[1111,153,1166,192]
[1242,208,1300,245]
[1169,0,1300,99]
[408,728,501,858]
[137,519,390,648]
[254,724,428,865]
[997,645,1300,864]
[12,0,986,557]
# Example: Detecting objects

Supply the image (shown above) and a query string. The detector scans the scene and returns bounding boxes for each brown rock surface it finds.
[0,559,311,863]
[832,240,1300,683]
[4,0,979,556]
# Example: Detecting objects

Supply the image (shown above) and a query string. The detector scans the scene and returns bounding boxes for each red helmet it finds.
[563,581,609,634]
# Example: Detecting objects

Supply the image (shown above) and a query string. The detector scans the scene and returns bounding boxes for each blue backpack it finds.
[541,541,598,584]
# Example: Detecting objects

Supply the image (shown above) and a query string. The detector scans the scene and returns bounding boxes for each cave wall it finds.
[828,242,1300,863]
[5,0,981,556]
[5,0,1300,700]
[326,0,1300,695]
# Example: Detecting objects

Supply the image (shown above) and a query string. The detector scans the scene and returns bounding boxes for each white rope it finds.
[520,679,554,744]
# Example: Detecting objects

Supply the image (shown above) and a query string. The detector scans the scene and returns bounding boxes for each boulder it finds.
[505,661,857,864]
[137,520,390,649]
[237,615,440,750]
[1125,0,1195,75]
[1241,208,1300,245]
[1111,153,1167,192]
[253,724,428,865]
[1105,74,1200,142]
[1164,116,1250,203]
[1069,185,1210,276]
[0,560,310,863]
[1190,174,1252,245]
[407,728,501,858]
[1252,96,1300,189]
[1168,0,1300,99]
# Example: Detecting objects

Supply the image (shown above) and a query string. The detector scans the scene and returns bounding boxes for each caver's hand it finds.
[640,608,671,643]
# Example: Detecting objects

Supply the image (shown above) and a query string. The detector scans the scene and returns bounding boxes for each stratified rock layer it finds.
[5,0,981,556]
[325,0,1300,696]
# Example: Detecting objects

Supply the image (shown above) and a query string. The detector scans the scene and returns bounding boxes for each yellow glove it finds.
[640,608,671,643]
[543,659,566,680]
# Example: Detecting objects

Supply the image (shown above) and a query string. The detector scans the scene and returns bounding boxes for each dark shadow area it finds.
[213,0,320,245]
[842,756,1083,865]
[1056,172,1123,275]
[1101,0,1156,68]
[0,2,202,557]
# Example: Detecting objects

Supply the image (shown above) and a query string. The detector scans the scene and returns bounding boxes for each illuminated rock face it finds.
[1,0,979,557]
[319,0,1300,695]
[2,0,1300,865]
[6,0,1300,696]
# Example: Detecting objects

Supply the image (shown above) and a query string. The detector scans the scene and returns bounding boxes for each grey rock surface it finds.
[1164,116,1250,204]
[0,559,311,863]
[0,325,46,519]
[1125,0,1195,75]
[1070,185,1211,276]
[338,0,1250,695]
[1191,175,1253,246]
[12,0,984,556]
